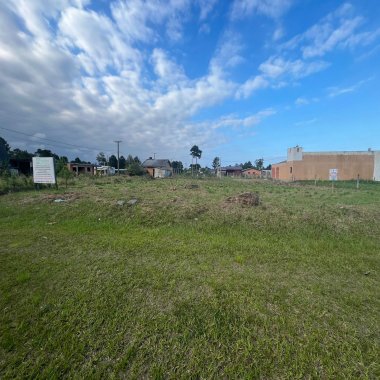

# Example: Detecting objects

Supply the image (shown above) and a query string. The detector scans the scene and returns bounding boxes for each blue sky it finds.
[0,0,379,166]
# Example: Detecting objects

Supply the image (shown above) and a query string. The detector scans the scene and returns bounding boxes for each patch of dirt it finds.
[41,192,81,202]
[226,192,260,207]
[185,184,199,189]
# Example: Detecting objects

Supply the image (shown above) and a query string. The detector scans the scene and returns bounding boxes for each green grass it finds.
[1,177,379,378]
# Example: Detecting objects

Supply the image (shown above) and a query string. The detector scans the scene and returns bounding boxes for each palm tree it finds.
[190,145,202,176]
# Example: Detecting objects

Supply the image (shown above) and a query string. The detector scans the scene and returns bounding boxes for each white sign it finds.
[32,157,56,184]
[329,168,338,181]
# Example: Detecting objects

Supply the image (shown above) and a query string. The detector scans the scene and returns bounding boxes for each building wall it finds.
[272,152,376,181]
[374,151,380,181]
[146,167,155,177]
[145,167,172,178]
[68,163,95,175]
[272,162,289,180]
[243,169,261,176]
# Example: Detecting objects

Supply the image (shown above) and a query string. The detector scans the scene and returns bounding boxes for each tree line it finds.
[1,136,271,177]
[212,157,271,171]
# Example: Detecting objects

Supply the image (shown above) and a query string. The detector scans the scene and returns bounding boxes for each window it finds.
[290,167,293,173]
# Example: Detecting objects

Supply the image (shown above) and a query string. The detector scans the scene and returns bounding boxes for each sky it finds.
[0,0,379,167]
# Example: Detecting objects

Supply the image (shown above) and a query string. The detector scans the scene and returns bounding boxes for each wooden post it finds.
[356,174,360,189]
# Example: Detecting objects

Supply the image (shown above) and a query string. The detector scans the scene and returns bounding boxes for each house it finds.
[142,158,172,178]
[220,166,243,177]
[272,146,380,181]
[242,168,261,177]
[94,166,115,176]
[67,162,95,175]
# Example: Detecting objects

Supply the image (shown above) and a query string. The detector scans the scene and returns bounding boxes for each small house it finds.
[94,166,115,176]
[68,163,95,175]
[142,158,172,178]
[242,168,261,177]
[220,166,243,177]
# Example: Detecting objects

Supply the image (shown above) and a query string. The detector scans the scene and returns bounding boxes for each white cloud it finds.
[111,0,191,43]
[210,30,245,75]
[259,56,329,79]
[237,55,329,99]
[281,3,380,59]
[236,75,269,99]
[294,118,317,126]
[151,48,187,85]
[295,97,309,106]
[221,108,276,128]
[273,25,285,41]
[327,77,373,98]
[302,17,363,58]
[59,7,141,74]
[231,0,293,20]
[1,0,378,162]
[198,0,218,21]
[0,1,240,161]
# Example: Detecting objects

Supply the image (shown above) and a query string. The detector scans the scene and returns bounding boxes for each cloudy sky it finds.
[1,0,379,166]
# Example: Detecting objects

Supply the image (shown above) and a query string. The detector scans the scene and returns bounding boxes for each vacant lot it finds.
[1,177,379,378]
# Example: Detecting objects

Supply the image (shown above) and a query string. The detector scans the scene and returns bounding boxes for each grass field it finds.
[0,176,379,378]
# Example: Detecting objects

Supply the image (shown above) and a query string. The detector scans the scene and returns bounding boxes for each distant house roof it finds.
[242,168,260,172]
[221,166,243,171]
[142,159,171,168]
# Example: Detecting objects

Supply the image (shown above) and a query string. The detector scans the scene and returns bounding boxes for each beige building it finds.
[272,146,380,181]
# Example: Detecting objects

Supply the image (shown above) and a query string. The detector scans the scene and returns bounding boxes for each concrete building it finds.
[142,158,172,178]
[272,146,380,181]
[67,162,95,175]
[242,168,261,177]
[220,166,243,177]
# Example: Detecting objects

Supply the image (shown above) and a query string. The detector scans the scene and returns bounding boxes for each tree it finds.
[126,154,135,166]
[254,158,264,171]
[189,163,201,171]
[242,161,253,169]
[0,137,10,171]
[172,161,183,174]
[128,161,144,176]
[119,155,126,169]
[96,152,107,166]
[73,157,82,163]
[190,145,202,176]
[133,156,141,164]
[35,148,59,160]
[10,148,33,160]
[212,157,220,170]
[265,164,272,170]
[0,137,11,154]
[58,165,74,188]
[108,154,118,168]
[55,157,69,174]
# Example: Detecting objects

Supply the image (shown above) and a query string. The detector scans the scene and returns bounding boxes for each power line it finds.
[0,126,108,152]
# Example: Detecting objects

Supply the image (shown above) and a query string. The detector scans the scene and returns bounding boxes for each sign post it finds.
[329,168,338,191]
[32,157,57,188]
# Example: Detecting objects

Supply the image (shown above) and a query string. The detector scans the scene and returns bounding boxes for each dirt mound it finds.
[226,192,260,206]
[185,184,199,189]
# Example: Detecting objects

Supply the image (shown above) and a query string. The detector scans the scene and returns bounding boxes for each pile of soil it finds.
[226,192,260,206]
[185,184,199,189]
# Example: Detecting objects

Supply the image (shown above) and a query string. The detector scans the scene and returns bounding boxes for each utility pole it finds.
[153,153,157,159]
[114,140,122,175]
